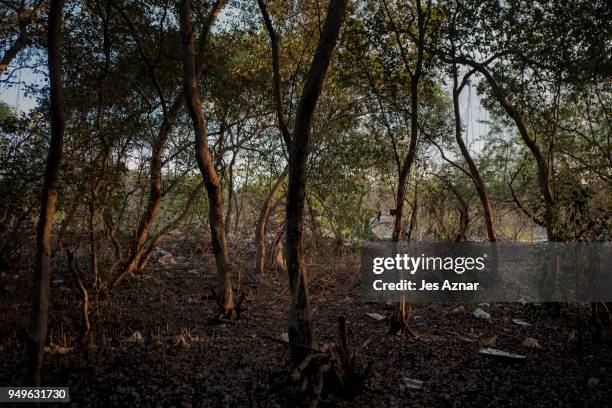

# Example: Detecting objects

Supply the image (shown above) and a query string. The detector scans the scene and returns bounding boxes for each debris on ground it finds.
[367,312,385,321]
[400,377,424,391]
[473,308,491,321]
[523,337,543,349]
[479,348,526,360]
[512,318,531,327]
[126,331,145,344]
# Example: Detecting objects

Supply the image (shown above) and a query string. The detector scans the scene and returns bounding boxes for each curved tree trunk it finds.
[259,0,347,363]
[107,96,183,292]
[285,0,347,363]
[0,2,45,77]
[27,0,66,386]
[107,0,226,292]
[179,0,235,318]
[255,167,287,276]
[458,59,556,241]
[136,182,204,274]
[452,68,497,243]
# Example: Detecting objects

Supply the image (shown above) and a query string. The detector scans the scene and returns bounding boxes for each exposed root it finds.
[288,316,371,407]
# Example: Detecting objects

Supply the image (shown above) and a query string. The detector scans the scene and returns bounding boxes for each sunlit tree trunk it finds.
[27,0,66,386]
[179,0,235,318]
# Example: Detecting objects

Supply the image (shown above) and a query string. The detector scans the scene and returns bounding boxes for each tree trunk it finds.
[55,197,79,252]
[452,68,497,242]
[136,182,204,274]
[179,0,235,319]
[224,153,236,234]
[461,59,556,241]
[67,250,91,346]
[107,0,226,291]
[255,167,287,276]
[389,0,426,334]
[406,183,418,241]
[88,199,99,289]
[107,97,183,291]
[285,0,347,363]
[27,0,66,386]
[0,2,45,76]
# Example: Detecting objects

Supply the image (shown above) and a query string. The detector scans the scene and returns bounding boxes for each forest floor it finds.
[1,235,611,407]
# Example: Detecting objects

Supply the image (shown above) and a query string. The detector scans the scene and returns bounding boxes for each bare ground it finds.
[1,238,611,407]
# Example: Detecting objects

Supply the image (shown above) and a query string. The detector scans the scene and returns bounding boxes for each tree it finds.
[179,0,237,319]
[259,0,348,363]
[0,1,45,77]
[27,0,66,386]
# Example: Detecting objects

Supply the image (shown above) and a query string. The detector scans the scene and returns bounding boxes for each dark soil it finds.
[1,239,611,407]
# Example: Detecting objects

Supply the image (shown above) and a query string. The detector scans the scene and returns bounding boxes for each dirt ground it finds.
[1,238,611,407]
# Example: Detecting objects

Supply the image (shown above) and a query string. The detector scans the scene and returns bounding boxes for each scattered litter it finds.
[159,254,176,265]
[45,343,73,354]
[400,377,423,391]
[126,331,145,344]
[588,377,599,388]
[367,312,385,321]
[522,337,543,349]
[455,332,477,343]
[566,330,579,350]
[451,306,465,314]
[279,332,289,342]
[335,297,352,305]
[479,348,526,360]
[512,319,531,327]
[173,334,190,348]
[483,335,497,347]
[473,308,491,321]
[155,249,176,265]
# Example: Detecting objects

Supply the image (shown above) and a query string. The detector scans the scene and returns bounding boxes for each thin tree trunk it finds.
[406,183,418,241]
[88,199,99,289]
[27,0,66,386]
[107,96,183,291]
[437,176,469,242]
[457,58,556,240]
[452,66,497,242]
[285,0,347,363]
[384,0,425,242]
[255,167,287,276]
[179,0,235,318]
[136,182,204,273]
[55,197,78,252]
[234,157,251,236]
[387,0,426,335]
[0,2,45,76]
[67,250,91,346]
[224,153,236,234]
[107,1,226,292]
